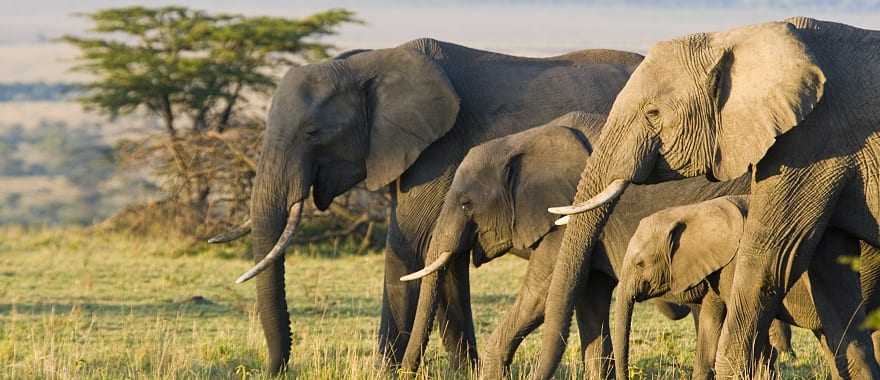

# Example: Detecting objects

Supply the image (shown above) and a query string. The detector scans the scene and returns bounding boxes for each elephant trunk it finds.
[400,206,472,372]
[613,289,636,380]
[532,118,658,380]
[249,147,312,373]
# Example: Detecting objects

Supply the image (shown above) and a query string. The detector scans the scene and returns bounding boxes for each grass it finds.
[0,227,830,379]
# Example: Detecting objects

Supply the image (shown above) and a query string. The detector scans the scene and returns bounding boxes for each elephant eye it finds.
[460,199,473,212]
[644,106,662,127]
[634,258,645,268]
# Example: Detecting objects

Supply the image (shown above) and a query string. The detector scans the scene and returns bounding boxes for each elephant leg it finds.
[435,248,478,370]
[861,242,880,364]
[715,170,844,378]
[481,233,565,379]
[817,332,847,380]
[690,304,701,337]
[808,231,879,379]
[811,279,879,379]
[379,219,421,366]
[575,272,615,380]
[694,293,724,380]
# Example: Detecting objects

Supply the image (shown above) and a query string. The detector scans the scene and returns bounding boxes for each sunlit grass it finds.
[0,227,828,379]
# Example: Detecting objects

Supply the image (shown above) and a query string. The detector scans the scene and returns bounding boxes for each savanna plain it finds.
[0,227,831,379]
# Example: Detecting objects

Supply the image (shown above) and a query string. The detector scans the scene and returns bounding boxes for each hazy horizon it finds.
[5,2,880,82]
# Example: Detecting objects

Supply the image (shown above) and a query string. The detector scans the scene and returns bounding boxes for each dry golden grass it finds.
[0,227,829,379]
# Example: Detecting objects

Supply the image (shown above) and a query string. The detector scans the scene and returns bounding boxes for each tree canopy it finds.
[62,6,360,135]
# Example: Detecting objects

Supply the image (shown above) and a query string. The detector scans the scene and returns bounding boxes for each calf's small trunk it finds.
[613,292,635,380]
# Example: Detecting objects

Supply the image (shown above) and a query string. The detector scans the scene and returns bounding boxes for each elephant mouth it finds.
[479,239,512,261]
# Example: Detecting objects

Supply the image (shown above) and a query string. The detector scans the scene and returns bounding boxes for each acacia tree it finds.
[62,6,365,235]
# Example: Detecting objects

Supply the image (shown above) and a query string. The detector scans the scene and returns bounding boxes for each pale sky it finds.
[3,1,880,81]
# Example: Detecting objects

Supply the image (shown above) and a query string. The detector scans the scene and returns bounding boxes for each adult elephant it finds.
[534,18,880,379]
[213,38,642,372]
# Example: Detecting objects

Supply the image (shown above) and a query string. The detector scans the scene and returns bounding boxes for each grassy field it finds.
[0,227,831,379]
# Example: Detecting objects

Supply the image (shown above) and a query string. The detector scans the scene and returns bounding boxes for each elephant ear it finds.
[669,196,747,294]
[351,46,460,191]
[508,112,600,249]
[708,22,826,181]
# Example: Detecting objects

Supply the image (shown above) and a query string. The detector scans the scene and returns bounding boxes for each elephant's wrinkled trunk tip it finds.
[547,179,629,215]
[235,202,303,284]
[399,251,453,282]
[207,219,253,244]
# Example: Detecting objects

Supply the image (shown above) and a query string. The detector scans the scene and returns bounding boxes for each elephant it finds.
[613,195,878,380]
[208,38,643,371]
[396,111,710,378]
[533,18,880,378]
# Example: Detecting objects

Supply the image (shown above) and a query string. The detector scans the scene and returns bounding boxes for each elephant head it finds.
[537,20,826,377]
[612,196,745,380]
[397,111,603,370]
[240,42,461,371]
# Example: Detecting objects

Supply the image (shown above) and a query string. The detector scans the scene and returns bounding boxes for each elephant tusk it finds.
[548,179,629,215]
[554,215,570,226]
[399,251,454,282]
[235,202,303,284]
[207,220,253,244]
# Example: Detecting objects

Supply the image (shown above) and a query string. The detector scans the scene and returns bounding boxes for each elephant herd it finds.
[210,17,880,379]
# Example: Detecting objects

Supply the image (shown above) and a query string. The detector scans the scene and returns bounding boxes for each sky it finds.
[3,1,880,81]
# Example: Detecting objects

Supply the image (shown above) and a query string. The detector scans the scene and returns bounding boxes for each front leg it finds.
[694,293,725,380]
[715,162,847,377]
[575,272,615,380]
[482,233,561,379]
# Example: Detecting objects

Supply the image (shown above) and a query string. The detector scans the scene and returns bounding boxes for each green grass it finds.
[0,227,829,379]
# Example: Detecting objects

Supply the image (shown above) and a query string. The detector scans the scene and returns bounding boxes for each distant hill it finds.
[0,82,78,102]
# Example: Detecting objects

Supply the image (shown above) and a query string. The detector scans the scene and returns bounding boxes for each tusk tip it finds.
[554,215,570,226]
[235,272,255,284]
[547,206,567,215]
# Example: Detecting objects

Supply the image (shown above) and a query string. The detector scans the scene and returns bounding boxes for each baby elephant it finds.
[613,196,878,380]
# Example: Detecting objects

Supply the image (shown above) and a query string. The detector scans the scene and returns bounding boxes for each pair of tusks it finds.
[550,179,629,226]
[398,180,629,281]
[234,202,304,284]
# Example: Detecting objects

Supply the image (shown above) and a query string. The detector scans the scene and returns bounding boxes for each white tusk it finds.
[399,251,454,282]
[207,220,253,244]
[548,179,629,215]
[235,202,303,284]
[554,215,570,226]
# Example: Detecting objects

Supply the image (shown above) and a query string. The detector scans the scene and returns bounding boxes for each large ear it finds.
[349,47,460,190]
[508,112,601,249]
[707,22,826,181]
[669,196,747,293]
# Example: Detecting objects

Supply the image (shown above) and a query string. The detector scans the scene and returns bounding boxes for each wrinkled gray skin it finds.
[398,111,764,378]
[614,196,879,380]
[536,18,880,378]
[399,112,695,377]
[246,38,642,371]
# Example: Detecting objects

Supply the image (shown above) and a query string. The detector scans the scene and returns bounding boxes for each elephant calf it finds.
[613,195,878,380]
